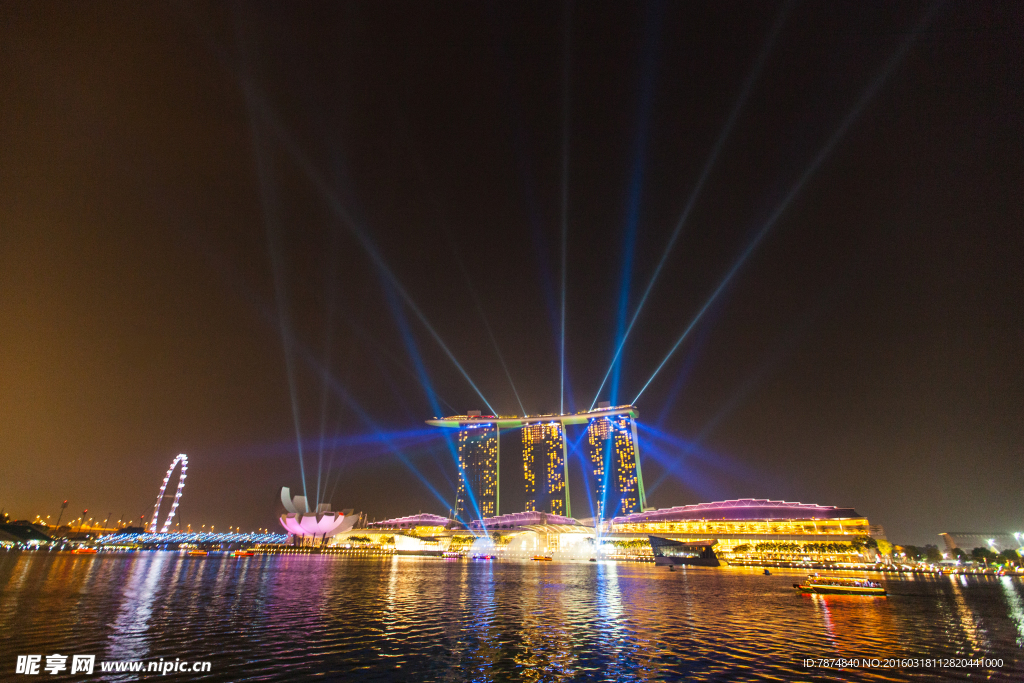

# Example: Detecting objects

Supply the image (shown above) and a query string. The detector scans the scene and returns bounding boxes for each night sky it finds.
[2,2,1021,544]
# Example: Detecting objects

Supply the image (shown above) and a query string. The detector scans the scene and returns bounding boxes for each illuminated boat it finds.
[232,550,254,557]
[794,575,886,596]
[72,548,97,555]
[531,556,553,561]
[649,536,721,567]
[187,549,208,557]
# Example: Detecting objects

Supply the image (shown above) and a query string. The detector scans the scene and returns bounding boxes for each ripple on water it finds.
[0,553,1021,681]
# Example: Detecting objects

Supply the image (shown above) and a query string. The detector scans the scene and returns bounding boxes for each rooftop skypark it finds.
[425,403,638,429]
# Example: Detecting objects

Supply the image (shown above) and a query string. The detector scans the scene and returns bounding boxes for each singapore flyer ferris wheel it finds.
[148,453,188,533]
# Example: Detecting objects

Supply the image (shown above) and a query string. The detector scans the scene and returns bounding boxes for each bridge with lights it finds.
[96,531,289,549]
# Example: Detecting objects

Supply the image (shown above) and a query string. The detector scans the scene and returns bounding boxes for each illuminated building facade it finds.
[586,412,645,519]
[321,500,878,563]
[426,405,642,522]
[277,487,359,543]
[456,422,499,518]
[366,513,450,537]
[522,422,569,516]
[607,499,873,553]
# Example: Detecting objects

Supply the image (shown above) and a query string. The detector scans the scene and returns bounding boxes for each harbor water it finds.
[1,551,1021,681]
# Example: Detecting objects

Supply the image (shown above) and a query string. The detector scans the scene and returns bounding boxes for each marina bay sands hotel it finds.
[426,403,645,521]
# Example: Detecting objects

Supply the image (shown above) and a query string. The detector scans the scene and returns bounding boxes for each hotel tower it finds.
[428,404,645,522]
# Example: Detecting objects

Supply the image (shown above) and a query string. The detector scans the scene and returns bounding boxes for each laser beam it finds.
[607,0,665,407]
[560,0,572,416]
[314,231,342,511]
[382,277,487,523]
[444,236,526,417]
[227,19,497,419]
[246,95,498,416]
[589,1,791,410]
[633,3,940,404]
[238,51,309,511]
[166,172,459,515]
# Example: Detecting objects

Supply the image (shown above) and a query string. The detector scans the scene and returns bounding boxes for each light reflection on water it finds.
[1002,577,1024,648]
[0,551,1021,681]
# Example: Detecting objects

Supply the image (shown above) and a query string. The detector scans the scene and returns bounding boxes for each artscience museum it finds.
[278,487,358,543]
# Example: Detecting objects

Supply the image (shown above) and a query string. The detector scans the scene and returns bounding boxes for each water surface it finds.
[0,551,1021,681]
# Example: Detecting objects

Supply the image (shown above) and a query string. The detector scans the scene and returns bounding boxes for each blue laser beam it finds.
[560,0,572,416]
[232,429,444,471]
[146,116,457,515]
[638,423,767,499]
[345,316,459,416]
[699,292,831,445]
[382,277,486,523]
[653,308,720,427]
[254,269,455,512]
[589,1,791,410]
[223,428,444,462]
[489,8,563,370]
[445,239,526,417]
[640,440,728,501]
[633,3,940,405]
[300,339,455,511]
[410,132,525,418]
[215,17,497,416]
[182,197,455,511]
[381,279,461,423]
[606,1,665,407]
[247,99,498,416]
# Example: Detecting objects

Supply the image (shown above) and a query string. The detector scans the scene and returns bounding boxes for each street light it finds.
[55,500,68,532]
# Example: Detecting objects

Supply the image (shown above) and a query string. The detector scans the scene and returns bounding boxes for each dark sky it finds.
[1,2,1021,544]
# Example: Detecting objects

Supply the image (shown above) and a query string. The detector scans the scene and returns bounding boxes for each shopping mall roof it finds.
[0,523,55,544]
[426,405,638,429]
[367,513,450,529]
[612,499,863,524]
[939,532,1022,553]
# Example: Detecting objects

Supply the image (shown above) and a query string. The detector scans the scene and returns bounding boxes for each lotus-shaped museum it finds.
[278,487,358,538]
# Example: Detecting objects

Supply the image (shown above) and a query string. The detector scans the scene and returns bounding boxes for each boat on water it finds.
[794,574,886,596]
[442,551,463,559]
[72,548,97,555]
[648,536,721,568]
[232,550,254,557]
[471,555,496,560]
[531,556,553,562]
[187,550,208,557]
